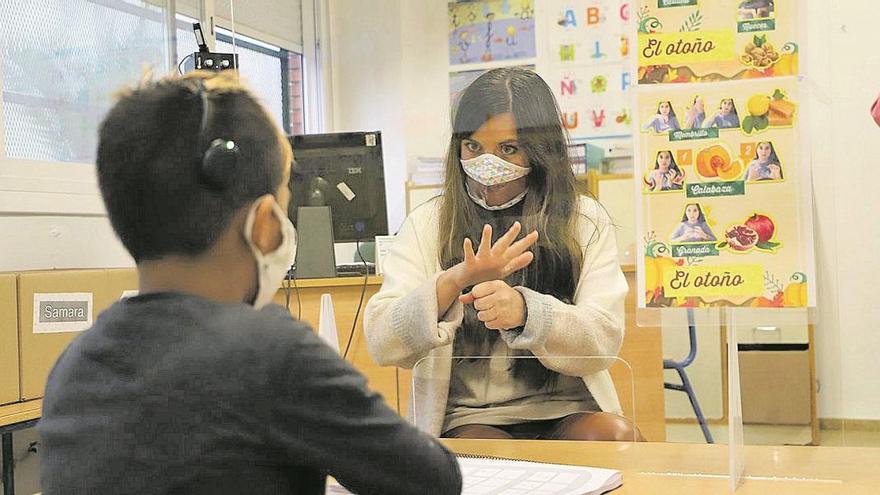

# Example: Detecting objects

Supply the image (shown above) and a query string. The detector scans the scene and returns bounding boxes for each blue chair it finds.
[664,308,714,443]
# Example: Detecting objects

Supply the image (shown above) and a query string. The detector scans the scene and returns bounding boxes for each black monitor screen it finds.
[288,131,388,242]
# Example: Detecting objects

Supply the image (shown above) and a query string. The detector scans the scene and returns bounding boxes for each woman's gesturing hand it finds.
[448,221,539,290]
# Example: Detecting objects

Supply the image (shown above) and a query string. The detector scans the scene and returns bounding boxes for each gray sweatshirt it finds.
[39,292,461,495]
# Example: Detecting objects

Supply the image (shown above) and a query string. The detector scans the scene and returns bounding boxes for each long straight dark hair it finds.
[438,67,598,388]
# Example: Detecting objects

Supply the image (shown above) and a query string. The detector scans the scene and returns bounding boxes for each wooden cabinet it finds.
[617,268,666,441]
[271,277,400,410]
[0,274,20,405]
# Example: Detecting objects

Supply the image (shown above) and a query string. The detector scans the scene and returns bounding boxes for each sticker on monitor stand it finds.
[33,292,93,333]
[336,182,356,201]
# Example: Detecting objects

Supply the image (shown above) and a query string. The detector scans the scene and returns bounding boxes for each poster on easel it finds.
[540,0,635,139]
[635,0,814,310]
[636,0,799,84]
[448,0,537,66]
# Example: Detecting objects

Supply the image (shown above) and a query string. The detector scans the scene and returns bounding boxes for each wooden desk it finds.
[0,400,41,430]
[444,439,880,494]
[0,400,42,495]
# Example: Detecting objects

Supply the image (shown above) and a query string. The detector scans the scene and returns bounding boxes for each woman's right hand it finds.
[447,222,539,290]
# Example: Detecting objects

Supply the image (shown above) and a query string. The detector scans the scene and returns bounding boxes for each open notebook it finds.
[326,455,622,495]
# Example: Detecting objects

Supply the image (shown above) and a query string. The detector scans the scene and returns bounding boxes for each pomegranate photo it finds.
[744,213,775,243]
[725,225,759,251]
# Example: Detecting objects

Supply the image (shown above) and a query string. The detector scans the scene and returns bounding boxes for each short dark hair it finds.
[97,71,290,262]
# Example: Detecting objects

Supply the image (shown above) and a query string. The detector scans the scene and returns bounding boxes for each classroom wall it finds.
[0,175,133,272]
[806,0,880,420]
[400,0,453,180]
[325,0,449,233]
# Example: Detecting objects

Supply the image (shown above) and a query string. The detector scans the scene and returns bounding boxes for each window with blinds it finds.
[0,0,306,165]
[0,0,169,164]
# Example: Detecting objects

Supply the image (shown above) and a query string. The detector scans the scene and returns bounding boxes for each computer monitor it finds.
[287,131,389,242]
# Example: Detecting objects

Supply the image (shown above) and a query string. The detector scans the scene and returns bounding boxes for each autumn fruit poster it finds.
[636,76,815,309]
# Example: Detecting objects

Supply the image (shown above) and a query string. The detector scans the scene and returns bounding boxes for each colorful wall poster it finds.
[448,0,537,66]
[636,0,799,84]
[545,0,632,65]
[539,1,635,139]
[637,77,814,308]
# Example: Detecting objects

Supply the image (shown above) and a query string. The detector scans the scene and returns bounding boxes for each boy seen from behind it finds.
[38,71,462,495]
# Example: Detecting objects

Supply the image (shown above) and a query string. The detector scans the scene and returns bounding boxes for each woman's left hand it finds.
[459,280,526,330]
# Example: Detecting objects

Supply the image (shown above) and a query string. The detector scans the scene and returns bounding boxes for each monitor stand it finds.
[293,206,337,279]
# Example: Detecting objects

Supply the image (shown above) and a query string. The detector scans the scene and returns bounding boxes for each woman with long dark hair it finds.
[704,98,741,129]
[744,141,783,181]
[645,150,685,192]
[365,68,641,441]
[671,203,716,243]
[643,100,680,133]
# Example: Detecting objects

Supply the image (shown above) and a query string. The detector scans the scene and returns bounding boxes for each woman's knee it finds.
[443,424,514,440]
[550,412,646,442]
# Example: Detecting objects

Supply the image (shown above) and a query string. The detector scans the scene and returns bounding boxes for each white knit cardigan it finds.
[364,196,628,436]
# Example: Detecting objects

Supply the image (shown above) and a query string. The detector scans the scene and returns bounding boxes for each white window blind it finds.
[0,0,169,165]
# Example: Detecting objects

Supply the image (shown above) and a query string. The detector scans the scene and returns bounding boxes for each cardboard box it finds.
[739,349,811,425]
[0,273,21,405]
[17,269,136,400]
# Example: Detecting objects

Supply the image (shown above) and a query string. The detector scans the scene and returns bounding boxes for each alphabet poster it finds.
[546,0,632,65]
[540,0,634,139]
[636,0,799,84]
[448,0,537,66]
[636,77,815,308]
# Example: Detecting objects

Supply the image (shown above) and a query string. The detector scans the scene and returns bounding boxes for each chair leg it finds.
[676,367,714,444]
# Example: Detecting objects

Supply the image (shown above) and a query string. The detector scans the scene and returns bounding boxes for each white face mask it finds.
[465,181,527,211]
[460,153,531,186]
[243,199,298,309]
